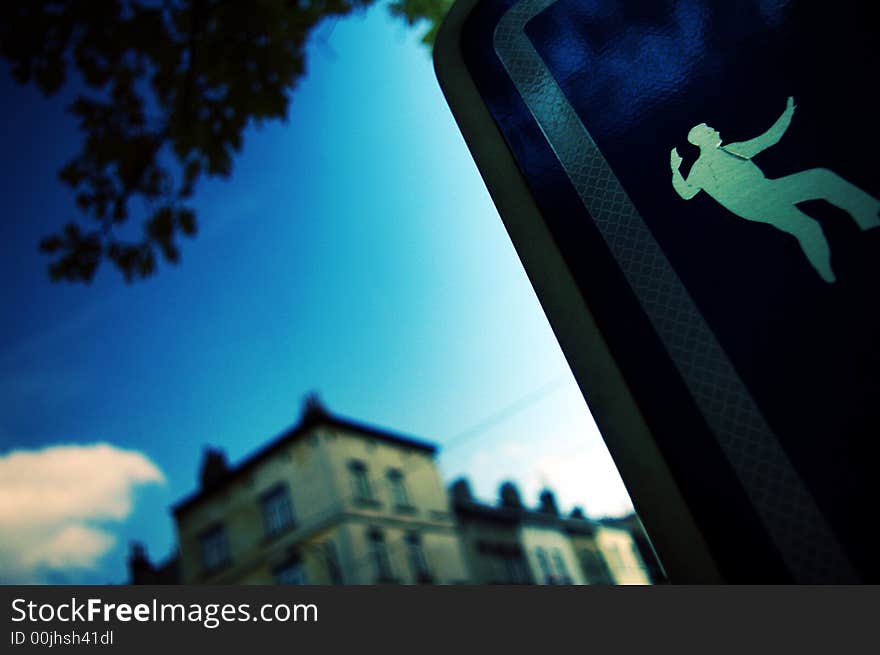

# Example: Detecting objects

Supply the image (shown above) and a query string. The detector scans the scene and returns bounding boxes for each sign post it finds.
[435,0,879,582]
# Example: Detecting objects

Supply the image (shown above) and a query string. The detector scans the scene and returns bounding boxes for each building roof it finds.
[172,404,438,517]
[598,513,641,530]
[450,488,600,536]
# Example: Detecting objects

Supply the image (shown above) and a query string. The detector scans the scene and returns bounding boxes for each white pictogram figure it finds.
[671,96,880,282]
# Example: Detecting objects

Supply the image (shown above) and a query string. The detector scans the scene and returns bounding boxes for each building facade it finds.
[449,479,651,585]
[130,399,660,585]
[599,514,667,583]
[167,399,469,585]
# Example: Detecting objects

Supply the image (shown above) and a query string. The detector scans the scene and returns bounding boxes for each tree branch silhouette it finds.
[0,0,450,283]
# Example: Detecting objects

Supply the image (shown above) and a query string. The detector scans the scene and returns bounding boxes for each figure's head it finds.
[687,123,721,148]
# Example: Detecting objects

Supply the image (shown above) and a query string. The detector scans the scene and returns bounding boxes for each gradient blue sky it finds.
[0,6,632,584]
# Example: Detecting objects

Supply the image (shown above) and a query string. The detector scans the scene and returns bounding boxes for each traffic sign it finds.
[435,0,879,582]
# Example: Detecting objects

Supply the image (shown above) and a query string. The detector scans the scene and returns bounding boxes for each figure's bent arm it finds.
[724,96,795,159]
[672,168,700,200]
[671,148,700,200]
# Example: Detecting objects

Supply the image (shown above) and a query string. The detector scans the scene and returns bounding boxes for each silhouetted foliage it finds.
[0,0,450,283]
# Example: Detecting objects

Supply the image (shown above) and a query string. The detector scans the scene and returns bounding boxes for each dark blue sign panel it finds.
[441,0,879,582]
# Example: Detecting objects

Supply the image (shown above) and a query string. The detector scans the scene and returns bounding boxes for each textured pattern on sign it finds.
[493,0,855,582]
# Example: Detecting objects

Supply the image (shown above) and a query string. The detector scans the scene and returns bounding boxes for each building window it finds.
[607,543,625,571]
[324,541,344,585]
[405,532,431,583]
[630,543,647,573]
[580,548,613,584]
[535,547,553,584]
[260,483,295,537]
[274,553,307,585]
[368,529,394,582]
[349,460,375,503]
[478,541,532,584]
[199,524,230,573]
[551,549,572,584]
[502,555,531,584]
[387,469,412,509]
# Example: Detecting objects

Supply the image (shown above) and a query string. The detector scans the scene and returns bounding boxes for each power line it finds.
[440,375,570,454]
[337,373,575,508]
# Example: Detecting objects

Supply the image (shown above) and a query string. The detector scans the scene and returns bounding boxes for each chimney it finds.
[128,541,154,584]
[449,478,473,502]
[538,488,560,515]
[198,446,230,490]
[499,481,524,509]
[301,392,328,421]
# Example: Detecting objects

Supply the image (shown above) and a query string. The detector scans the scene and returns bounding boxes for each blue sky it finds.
[0,6,632,584]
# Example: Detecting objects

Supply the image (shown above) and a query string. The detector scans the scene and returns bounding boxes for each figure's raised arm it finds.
[724,96,795,160]
[671,148,700,200]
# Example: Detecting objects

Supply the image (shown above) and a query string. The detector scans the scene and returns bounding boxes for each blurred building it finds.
[155,397,470,584]
[449,479,651,585]
[129,397,661,585]
[599,513,667,583]
[448,480,534,584]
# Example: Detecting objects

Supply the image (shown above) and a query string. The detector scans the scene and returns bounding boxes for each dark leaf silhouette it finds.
[1,0,451,283]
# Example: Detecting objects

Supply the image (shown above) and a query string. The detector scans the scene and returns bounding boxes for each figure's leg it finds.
[773,168,880,230]
[774,208,836,282]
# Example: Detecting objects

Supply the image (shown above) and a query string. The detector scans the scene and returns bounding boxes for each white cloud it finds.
[0,443,164,583]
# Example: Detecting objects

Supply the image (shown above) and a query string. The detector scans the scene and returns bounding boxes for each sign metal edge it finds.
[433,0,726,583]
